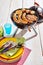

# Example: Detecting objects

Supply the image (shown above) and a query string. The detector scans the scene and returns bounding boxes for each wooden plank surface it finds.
[22,0,34,8]
[24,26,42,65]
[35,0,43,55]
[38,23,43,55]
[0,0,43,65]
[0,0,11,25]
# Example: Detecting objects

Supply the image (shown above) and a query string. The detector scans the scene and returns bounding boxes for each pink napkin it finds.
[0,47,31,65]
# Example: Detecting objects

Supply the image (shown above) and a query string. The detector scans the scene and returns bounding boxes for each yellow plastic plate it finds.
[0,38,24,63]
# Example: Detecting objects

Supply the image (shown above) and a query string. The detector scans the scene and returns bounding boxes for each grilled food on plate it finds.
[12,9,38,24]
[0,37,25,63]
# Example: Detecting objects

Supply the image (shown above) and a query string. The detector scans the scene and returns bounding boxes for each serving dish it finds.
[0,38,24,63]
[11,8,39,29]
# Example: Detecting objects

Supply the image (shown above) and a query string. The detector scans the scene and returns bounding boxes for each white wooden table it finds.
[0,0,43,65]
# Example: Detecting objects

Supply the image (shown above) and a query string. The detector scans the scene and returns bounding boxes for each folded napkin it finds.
[0,47,31,65]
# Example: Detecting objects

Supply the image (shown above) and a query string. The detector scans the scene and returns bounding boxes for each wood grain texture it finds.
[0,0,43,65]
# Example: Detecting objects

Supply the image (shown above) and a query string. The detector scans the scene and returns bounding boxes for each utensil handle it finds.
[34,2,39,6]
